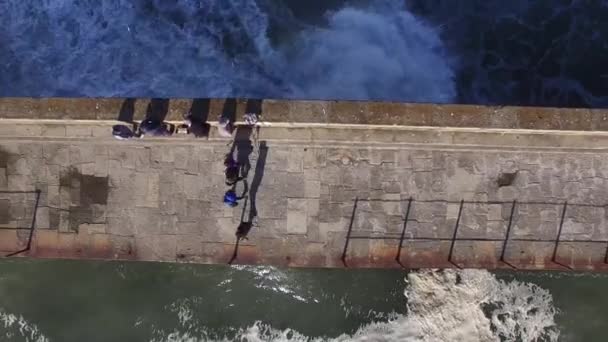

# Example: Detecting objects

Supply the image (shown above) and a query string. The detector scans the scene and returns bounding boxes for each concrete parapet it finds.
[2,97,608,130]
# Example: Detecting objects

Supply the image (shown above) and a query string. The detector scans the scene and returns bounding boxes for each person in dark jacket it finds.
[112,124,137,140]
[183,111,210,138]
[139,119,171,137]
[224,153,241,186]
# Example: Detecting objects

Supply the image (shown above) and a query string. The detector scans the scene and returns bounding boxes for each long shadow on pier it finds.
[145,98,170,122]
[185,98,211,138]
[229,197,251,265]
[248,141,268,222]
[228,136,269,265]
[221,98,237,125]
[231,125,254,179]
[189,98,210,123]
[245,99,263,116]
[117,98,136,123]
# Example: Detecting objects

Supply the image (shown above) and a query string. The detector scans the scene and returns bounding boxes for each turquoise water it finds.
[0,259,607,341]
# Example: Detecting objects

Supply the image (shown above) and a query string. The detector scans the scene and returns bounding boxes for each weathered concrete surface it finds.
[1,120,608,270]
[2,97,608,130]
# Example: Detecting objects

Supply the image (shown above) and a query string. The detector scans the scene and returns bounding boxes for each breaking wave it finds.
[2,0,606,107]
[150,269,559,342]
[0,0,455,102]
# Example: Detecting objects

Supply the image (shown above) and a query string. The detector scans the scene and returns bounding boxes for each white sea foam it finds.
[151,269,559,342]
[229,265,319,304]
[0,309,49,342]
[283,2,455,102]
[0,0,455,102]
[402,269,559,342]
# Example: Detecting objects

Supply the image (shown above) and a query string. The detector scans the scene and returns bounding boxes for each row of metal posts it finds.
[342,197,608,270]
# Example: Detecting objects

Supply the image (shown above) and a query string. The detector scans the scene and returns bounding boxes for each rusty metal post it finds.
[500,200,517,268]
[604,207,608,264]
[341,197,358,267]
[395,197,413,267]
[447,200,464,268]
[552,201,572,269]
[25,189,41,251]
[6,189,41,257]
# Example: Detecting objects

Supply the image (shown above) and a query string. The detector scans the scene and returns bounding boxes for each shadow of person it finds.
[221,98,237,123]
[231,126,254,178]
[249,141,268,222]
[226,135,267,265]
[228,236,241,265]
[226,125,253,179]
[189,98,210,123]
[236,221,253,240]
[113,98,138,139]
[245,99,263,115]
[118,98,136,123]
[145,98,170,122]
[185,98,211,138]
[218,98,237,138]
[228,138,268,264]
[229,196,252,264]
[141,98,172,136]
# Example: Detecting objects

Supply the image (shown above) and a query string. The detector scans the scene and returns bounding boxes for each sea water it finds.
[1,259,607,341]
[1,0,606,107]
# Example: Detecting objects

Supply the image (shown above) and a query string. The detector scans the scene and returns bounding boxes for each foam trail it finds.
[229,265,318,303]
[0,309,49,342]
[150,269,559,342]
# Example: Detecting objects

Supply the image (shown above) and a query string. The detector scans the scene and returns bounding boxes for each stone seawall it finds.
[1,97,608,130]
[0,98,608,270]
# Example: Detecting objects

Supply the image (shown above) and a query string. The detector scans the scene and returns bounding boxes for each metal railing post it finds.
[341,197,358,267]
[552,201,572,270]
[500,200,517,268]
[6,189,41,257]
[448,200,464,268]
[395,197,413,267]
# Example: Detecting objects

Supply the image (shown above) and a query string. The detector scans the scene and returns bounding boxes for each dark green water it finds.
[0,259,607,341]
[0,259,405,341]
